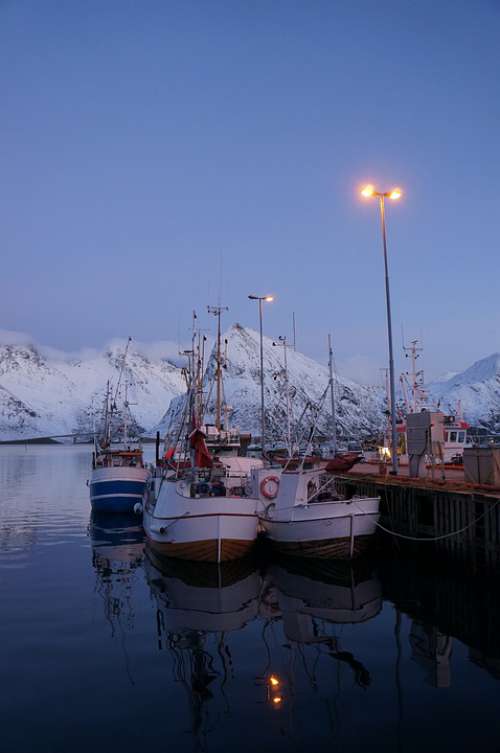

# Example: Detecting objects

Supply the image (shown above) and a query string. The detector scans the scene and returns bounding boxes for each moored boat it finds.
[254,332,380,559]
[144,464,259,562]
[89,338,150,513]
[90,449,150,513]
[144,307,261,563]
[255,466,380,559]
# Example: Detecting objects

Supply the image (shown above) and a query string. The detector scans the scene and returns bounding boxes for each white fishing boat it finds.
[144,467,259,562]
[256,466,379,558]
[144,308,261,563]
[255,333,380,559]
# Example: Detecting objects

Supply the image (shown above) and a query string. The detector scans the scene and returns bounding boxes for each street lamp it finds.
[361,184,402,475]
[248,294,274,455]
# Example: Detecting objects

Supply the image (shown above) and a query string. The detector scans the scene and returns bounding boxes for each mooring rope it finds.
[351,497,500,543]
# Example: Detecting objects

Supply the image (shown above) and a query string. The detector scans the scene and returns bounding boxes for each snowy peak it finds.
[428,353,500,428]
[443,353,500,388]
[157,323,385,441]
[0,335,186,440]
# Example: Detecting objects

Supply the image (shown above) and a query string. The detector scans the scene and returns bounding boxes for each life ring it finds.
[260,475,280,500]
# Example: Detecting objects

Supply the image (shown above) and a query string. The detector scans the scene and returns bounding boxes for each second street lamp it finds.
[361,184,402,475]
[248,294,274,455]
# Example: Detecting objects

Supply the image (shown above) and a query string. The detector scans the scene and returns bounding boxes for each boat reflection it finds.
[144,548,262,749]
[89,512,144,635]
[261,558,382,698]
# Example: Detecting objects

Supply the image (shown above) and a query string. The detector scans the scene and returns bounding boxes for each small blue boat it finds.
[89,340,150,513]
[90,450,150,513]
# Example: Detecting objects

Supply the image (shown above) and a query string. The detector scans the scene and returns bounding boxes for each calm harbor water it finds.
[1,445,500,753]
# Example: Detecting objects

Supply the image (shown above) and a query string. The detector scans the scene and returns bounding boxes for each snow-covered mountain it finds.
[428,353,500,430]
[0,338,185,440]
[4,326,499,443]
[155,324,386,442]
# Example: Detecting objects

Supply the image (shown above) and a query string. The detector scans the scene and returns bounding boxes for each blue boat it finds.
[89,339,151,514]
[90,449,150,513]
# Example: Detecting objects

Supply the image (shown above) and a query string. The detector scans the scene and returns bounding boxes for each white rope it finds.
[350,496,500,543]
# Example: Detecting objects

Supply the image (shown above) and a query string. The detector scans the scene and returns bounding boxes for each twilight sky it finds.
[1,0,499,383]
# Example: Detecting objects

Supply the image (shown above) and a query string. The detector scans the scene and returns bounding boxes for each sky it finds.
[1,0,499,384]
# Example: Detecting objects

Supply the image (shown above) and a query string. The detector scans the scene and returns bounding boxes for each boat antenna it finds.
[292,312,297,351]
[207,304,228,430]
[328,334,337,454]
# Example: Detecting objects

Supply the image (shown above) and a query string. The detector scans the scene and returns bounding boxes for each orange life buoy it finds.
[260,475,280,500]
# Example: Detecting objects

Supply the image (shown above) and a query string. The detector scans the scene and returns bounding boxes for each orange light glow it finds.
[265,296,274,302]
[272,696,283,705]
[361,184,375,198]
[269,675,280,687]
[389,187,402,200]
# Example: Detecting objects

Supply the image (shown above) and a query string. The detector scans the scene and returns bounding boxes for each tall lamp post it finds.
[248,294,274,455]
[361,183,402,475]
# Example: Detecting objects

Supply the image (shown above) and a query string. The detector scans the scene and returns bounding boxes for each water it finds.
[1,445,500,753]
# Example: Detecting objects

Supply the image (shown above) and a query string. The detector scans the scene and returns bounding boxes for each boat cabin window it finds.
[458,431,466,443]
[449,431,457,443]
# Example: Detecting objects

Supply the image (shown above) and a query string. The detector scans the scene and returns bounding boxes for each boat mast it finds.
[113,337,132,408]
[274,335,292,456]
[403,338,424,413]
[207,305,228,430]
[104,380,111,447]
[328,334,337,454]
[123,380,129,447]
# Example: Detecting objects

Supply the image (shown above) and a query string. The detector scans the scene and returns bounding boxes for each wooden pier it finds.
[336,462,500,570]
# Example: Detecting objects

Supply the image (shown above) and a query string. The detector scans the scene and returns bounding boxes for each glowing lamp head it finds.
[272,696,283,705]
[361,184,375,198]
[265,296,274,302]
[389,187,402,201]
[269,675,280,687]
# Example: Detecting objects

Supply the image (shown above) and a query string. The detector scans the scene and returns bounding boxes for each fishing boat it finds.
[256,466,379,558]
[255,333,379,558]
[89,339,150,513]
[144,308,261,563]
[395,340,472,466]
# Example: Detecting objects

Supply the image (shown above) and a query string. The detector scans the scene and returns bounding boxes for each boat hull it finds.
[259,498,380,560]
[90,466,150,513]
[265,533,374,559]
[144,481,258,563]
[147,536,254,562]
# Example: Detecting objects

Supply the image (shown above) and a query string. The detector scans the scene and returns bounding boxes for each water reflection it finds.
[89,513,144,636]
[5,446,500,753]
[380,555,500,687]
[260,558,381,711]
[144,549,261,750]
[410,621,453,688]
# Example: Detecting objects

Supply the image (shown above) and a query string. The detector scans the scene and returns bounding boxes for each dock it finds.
[336,462,500,570]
